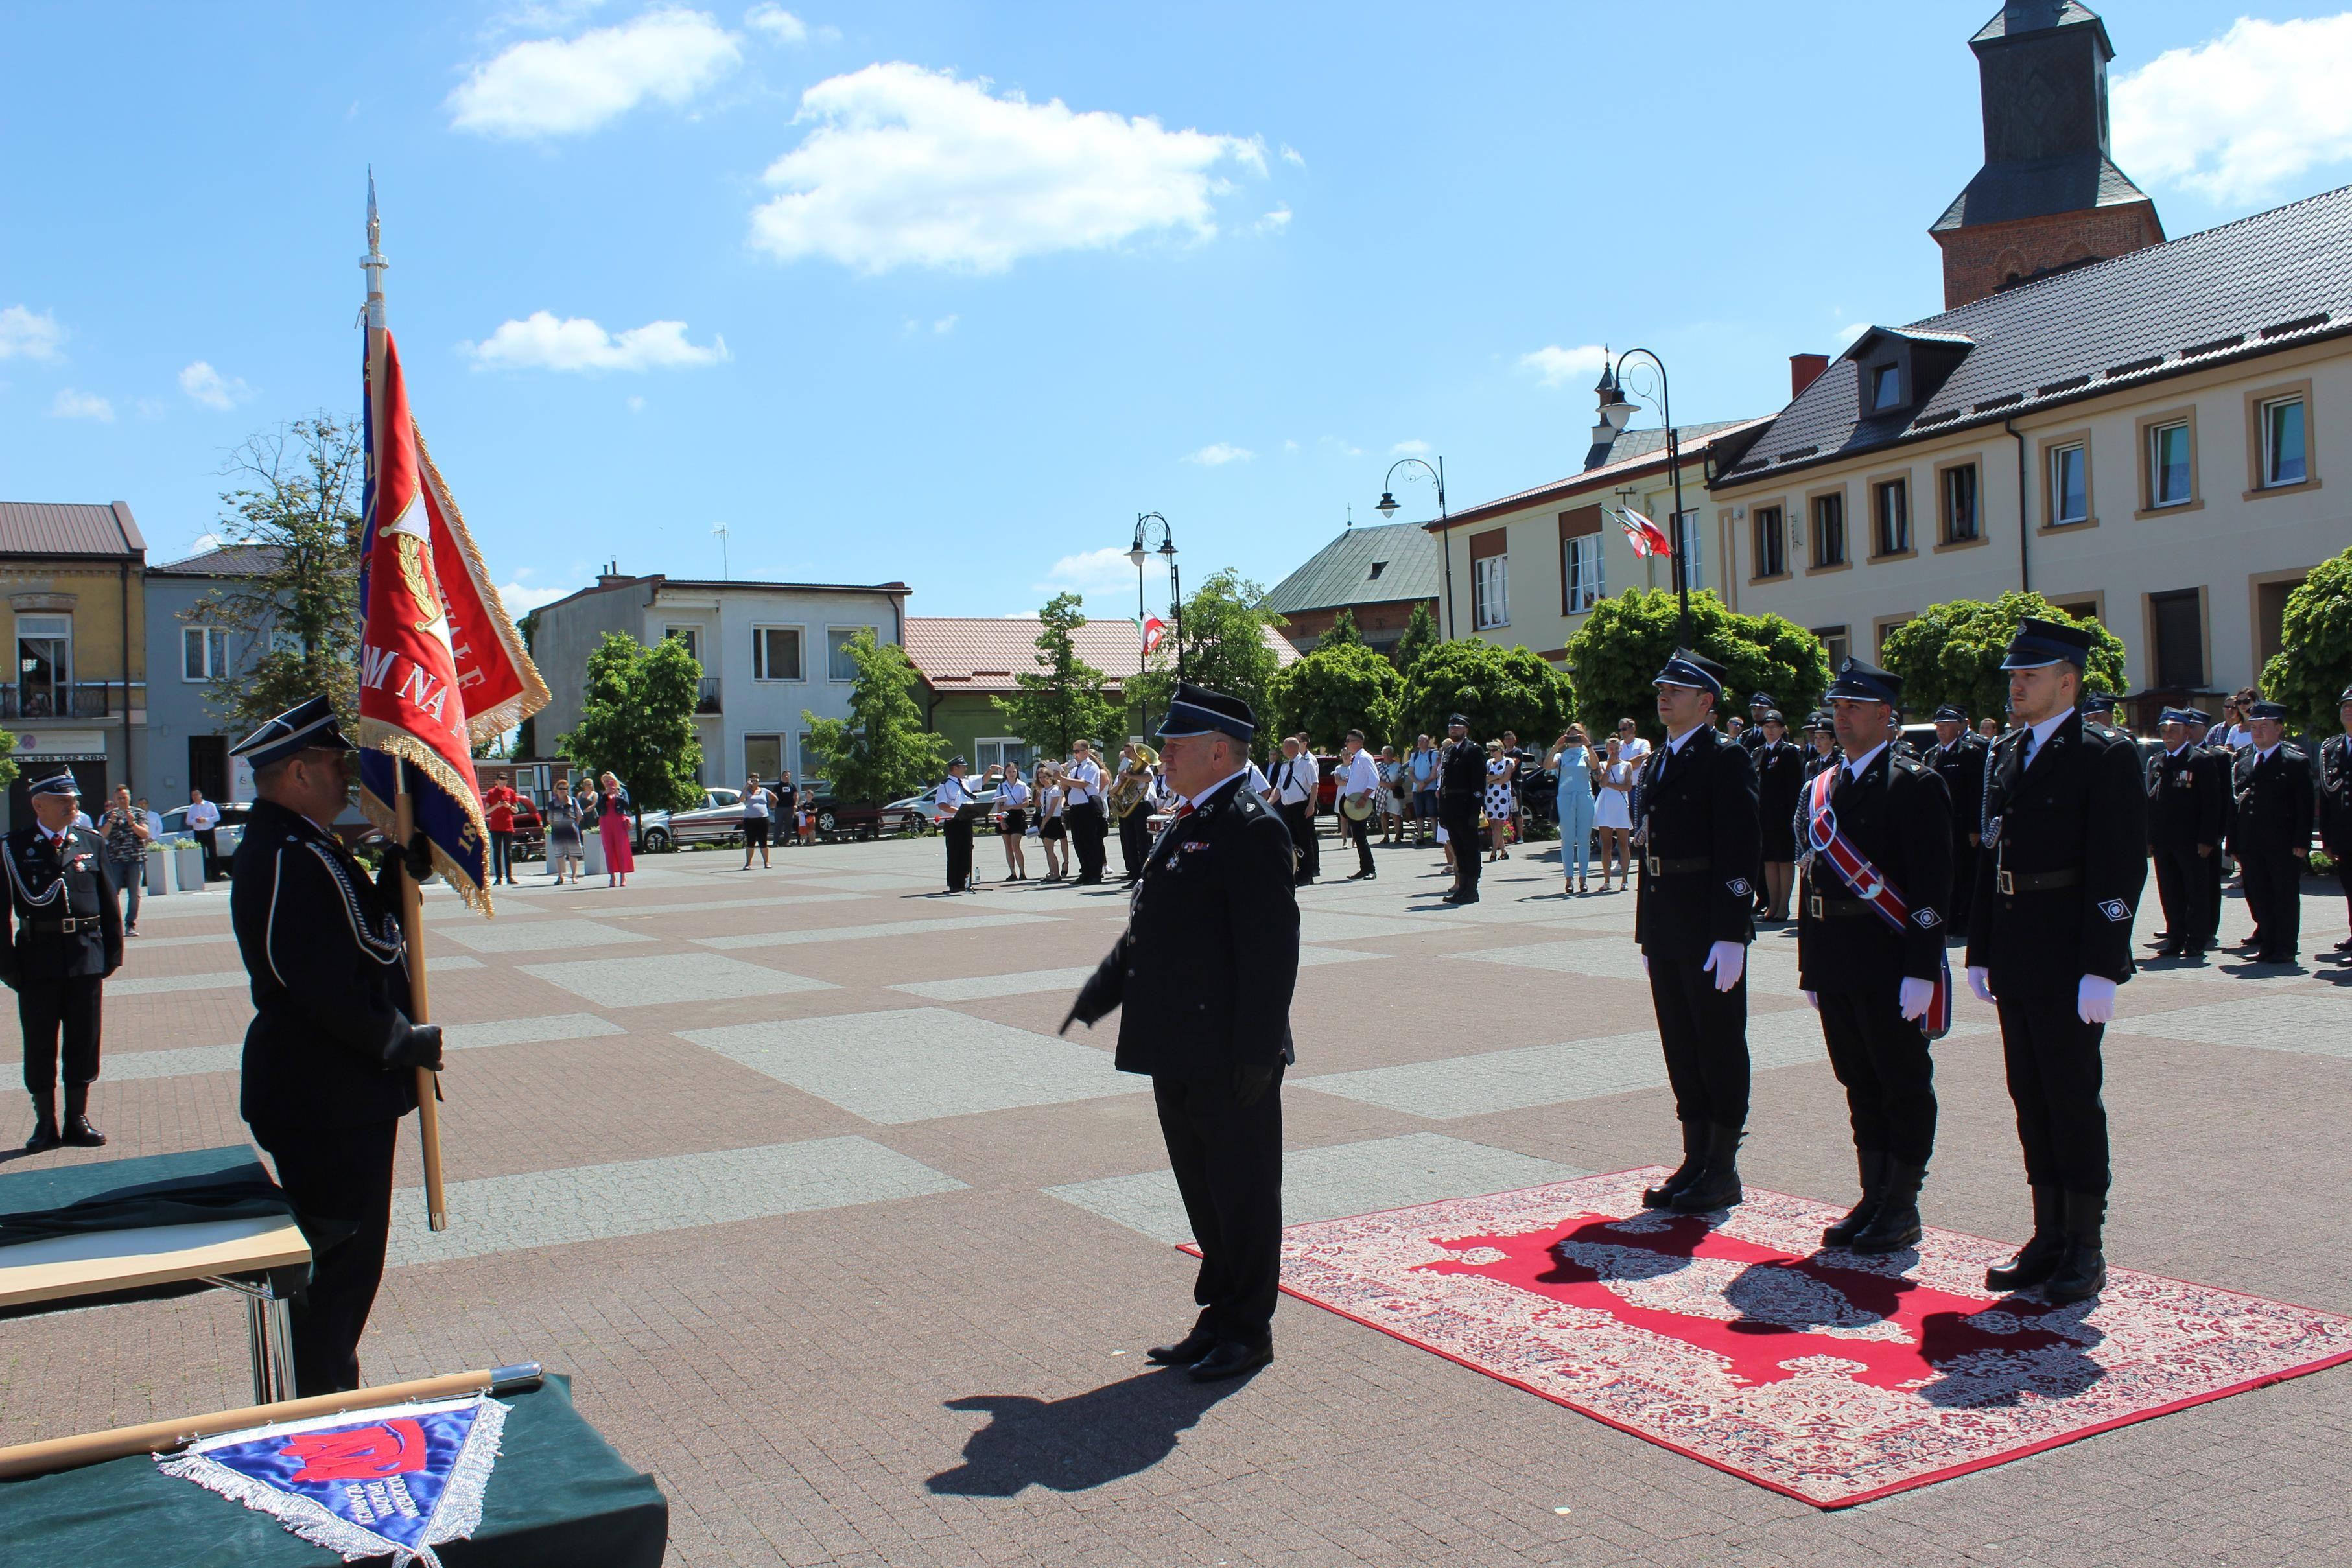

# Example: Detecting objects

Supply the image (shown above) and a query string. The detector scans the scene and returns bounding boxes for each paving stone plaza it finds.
[5,832,2349,1566]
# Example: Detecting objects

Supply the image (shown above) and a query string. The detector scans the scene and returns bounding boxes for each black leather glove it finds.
[1232,1058,1279,1108]
[1059,968,1119,1035]
[390,1023,444,1072]
[403,832,434,882]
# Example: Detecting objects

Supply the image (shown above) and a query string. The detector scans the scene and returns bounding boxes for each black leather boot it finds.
[1669,1123,1744,1213]
[62,1081,106,1147]
[2041,1190,2107,1304]
[1641,1121,1705,1208]
[1821,1150,1887,1247]
[1986,1187,2065,1293]
[1851,1158,1926,1254]
[23,1090,60,1153]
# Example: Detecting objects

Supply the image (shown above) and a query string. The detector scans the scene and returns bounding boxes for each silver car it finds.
[641,788,747,852]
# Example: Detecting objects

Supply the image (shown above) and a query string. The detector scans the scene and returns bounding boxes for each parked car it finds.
[801,781,928,841]
[647,788,749,852]
[885,785,999,835]
[159,802,253,858]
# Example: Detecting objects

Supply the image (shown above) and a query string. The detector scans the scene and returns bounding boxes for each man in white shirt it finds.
[1269,736,1320,886]
[936,756,980,894]
[1063,740,1109,884]
[1616,717,1652,771]
[1337,729,1381,880]
[185,788,224,882]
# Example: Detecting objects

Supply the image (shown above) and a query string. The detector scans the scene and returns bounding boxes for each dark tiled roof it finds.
[149,543,287,578]
[0,501,146,559]
[1429,418,1771,532]
[1970,1,2109,48]
[1261,522,1440,616]
[1932,153,2150,232]
[1718,183,2352,482]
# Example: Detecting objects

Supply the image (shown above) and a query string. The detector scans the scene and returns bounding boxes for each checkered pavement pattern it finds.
[5,830,2347,1566]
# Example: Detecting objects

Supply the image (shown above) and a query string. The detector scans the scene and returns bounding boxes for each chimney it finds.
[596,560,632,588]
[1790,353,1829,399]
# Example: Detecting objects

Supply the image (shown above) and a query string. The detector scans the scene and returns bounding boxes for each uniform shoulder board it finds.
[2280,742,2309,762]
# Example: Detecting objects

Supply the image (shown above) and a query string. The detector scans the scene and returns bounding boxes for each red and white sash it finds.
[1804,768,1952,1036]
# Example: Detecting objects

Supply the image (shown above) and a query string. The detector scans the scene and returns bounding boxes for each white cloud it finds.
[626,394,647,412]
[1280,143,1304,165]
[933,314,958,334]
[0,305,64,362]
[1832,320,1871,348]
[1033,544,1170,598]
[2114,14,2352,204]
[448,8,742,138]
[1319,435,1363,458]
[498,578,581,614]
[1390,439,1430,456]
[1184,442,1252,466]
[1282,438,1299,453]
[1254,205,1292,233]
[744,3,805,41]
[1518,342,1608,388]
[50,388,112,421]
[465,312,729,372]
[178,360,253,410]
[749,62,1266,273]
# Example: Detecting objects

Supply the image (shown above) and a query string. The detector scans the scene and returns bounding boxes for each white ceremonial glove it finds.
[1899,977,1936,1022]
[1966,966,1995,1005]
[2076,974,2117,1025]
[1702,941,1745,992]
[1804,990,1820,1011]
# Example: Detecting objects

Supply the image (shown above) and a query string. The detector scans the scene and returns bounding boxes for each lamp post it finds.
[1594,349,1692,649]
[1374,456,1452,638]
[1129,512,1181,730]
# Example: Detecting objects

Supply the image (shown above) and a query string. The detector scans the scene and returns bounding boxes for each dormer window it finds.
[1870,363,1903,411]
[1368,561,1387,581]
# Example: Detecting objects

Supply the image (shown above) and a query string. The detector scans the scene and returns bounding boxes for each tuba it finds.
[1109,745,1158,819]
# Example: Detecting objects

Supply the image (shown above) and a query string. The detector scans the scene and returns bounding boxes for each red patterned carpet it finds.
[1271,1171,2352,1506]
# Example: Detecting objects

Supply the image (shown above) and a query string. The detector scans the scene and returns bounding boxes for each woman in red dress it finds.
[596,771,635,887]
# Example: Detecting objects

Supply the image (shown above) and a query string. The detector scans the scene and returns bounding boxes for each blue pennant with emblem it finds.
[158,1395,507,1568]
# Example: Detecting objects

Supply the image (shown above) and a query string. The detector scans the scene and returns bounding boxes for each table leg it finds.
[204,1274,297,1404]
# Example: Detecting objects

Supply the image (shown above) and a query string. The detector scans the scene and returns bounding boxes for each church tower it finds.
[1930,1,2163,309]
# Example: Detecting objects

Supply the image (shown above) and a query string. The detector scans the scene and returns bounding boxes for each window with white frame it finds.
[181,626,226,681]
[753,625,803,681]
[663,624,703,666]
[974,737,1035,777]
[2049,443,2089,524]
[1673,510,1703,590]
[1472,552,1509,629]
[1813,625,1850,669]
[2261,396,2307,487]
[2148,421,2193,507]
[1563,533,1605,613]
[1751,505,1785,579]
[827,627,871,681]
[1940,463,1979,543]
[1811,493,1846,567]
[744,734,784,779]
[1873,478,1911,556]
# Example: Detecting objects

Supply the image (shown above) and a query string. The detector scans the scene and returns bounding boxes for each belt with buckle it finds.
[1995,867,2080,895]
[1806,893,1871,919]
[30,916,95,935]
[1643,855,1710,876]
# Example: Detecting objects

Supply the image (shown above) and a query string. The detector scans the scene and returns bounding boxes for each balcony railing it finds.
[696,677,722,715]
[1,682,145,721]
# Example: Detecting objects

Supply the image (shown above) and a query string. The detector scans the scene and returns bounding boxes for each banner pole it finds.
[394,759,449,1232]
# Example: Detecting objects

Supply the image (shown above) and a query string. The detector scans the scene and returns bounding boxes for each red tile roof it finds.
[0,501,147,559]
[905,616,1296,695]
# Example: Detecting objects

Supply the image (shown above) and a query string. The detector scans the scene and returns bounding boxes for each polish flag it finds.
[1140,615,1168,656]
[1617,507,1674,558]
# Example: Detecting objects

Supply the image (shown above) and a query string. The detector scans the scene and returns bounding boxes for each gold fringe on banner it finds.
[412,423,552,748]
[358,724,497,917]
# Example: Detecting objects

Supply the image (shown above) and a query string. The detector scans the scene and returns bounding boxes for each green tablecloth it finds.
[0,1374,668,1567]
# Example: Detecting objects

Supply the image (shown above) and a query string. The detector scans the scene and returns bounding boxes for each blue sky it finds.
[5,1,2349,620]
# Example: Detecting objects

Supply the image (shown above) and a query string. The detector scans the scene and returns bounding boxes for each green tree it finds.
[1317,607,1365,651]
[1396,639,1575,742]
[1272,640,1404,749]
[993,592,1123,760]
[557,632,706,828]
[0,729,18,795]
[194,417,366,734]
[1391,600,1439,673]
[1566,589,1831,740]
[802,627,949,803]
[1131,568,1287,756]
[2261,547,2352,737]
[1881,591,2126,724]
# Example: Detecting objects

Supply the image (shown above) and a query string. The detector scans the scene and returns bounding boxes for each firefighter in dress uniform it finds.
[5,773,123,1151]
[2185,707,2231,951]
[1927,703,1990,937]
[229,697,445,1395]
[1063,683,1299,1382]
[1798,661,1953,1254]
[2145,707,2226,958]
[2226,699,2313,965]
[1436,714,1487,904]
[1632,649,1761,1213]
[2320,685,2352,955]
[1965,619,2147,1305]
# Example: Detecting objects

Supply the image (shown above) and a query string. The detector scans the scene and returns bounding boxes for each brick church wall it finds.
[1935,202,2165,309]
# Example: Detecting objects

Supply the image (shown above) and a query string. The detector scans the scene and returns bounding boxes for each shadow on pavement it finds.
[926,1365,1256,1495]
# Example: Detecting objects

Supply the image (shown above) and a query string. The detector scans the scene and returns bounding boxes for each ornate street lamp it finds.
[1599,348,1692,648]
[1128,513,1182,726]
[1374,456,1452,638]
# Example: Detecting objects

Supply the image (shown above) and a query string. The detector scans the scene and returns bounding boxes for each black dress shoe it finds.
[63,1115,106,1148]
[2153,942,2185,957]
[2040,1191,2106,1304]
[22,1120,61,1153]
[1347,871,1376,881]
[1669,1123,1744,1213]
[1643,1123,1706,1209]
[1187,1339,1273,1381]
[1820,1150,1887,1246]
[1986,1188,2064,1292]
[1850,1159,1926,1254]
[1146,1329,1217,1366]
